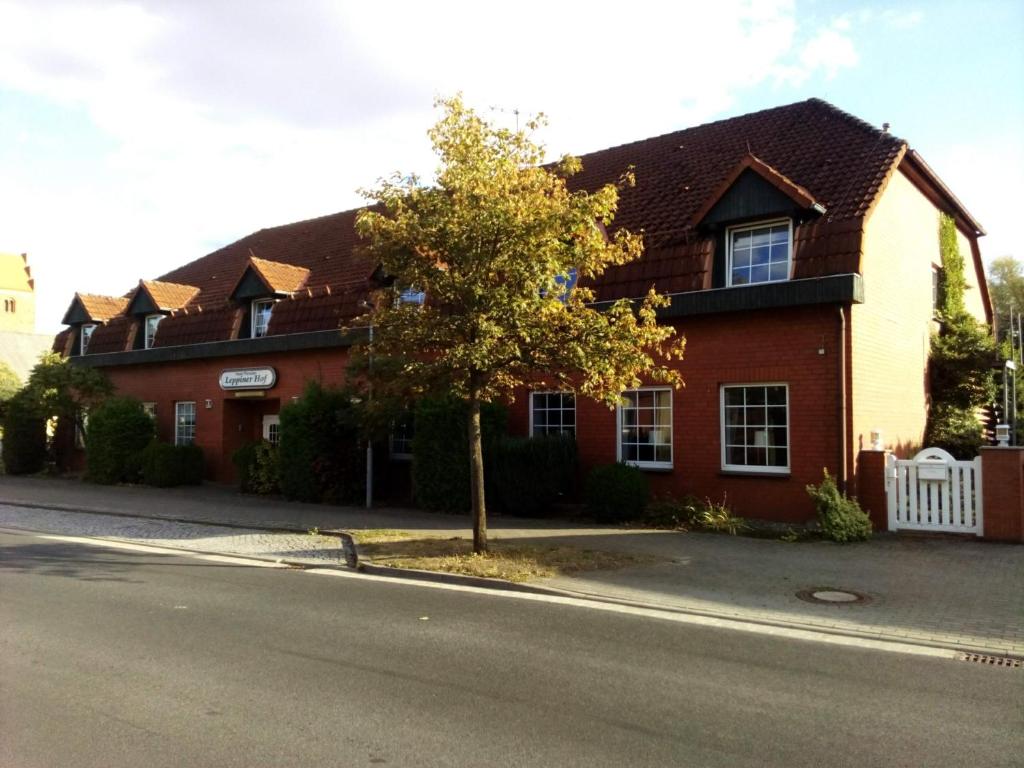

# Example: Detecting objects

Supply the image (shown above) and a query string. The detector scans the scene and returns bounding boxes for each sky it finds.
[2,0,1022,333]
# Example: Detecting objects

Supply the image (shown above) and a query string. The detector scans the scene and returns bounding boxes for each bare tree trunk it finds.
[467,387,488,553]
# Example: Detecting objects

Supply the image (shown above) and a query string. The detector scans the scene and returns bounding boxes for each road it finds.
[1,529,1021,768]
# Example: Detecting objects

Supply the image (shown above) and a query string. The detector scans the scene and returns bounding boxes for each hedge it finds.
[411,396,507,513]
[584,462,649,523]
[1,390,47,475]
[232,440,279,495]
[491,434,576,517]
[278,382,364,504]
[85,396,155,484]
[141,442,204,487]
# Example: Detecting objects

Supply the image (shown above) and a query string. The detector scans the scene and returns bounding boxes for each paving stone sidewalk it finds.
[1,476,1021,655]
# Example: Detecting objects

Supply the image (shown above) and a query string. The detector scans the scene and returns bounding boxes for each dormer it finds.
[125,279,200,350]
[229,256,310,338]
[690,154,826,289]
[60,292,129,355]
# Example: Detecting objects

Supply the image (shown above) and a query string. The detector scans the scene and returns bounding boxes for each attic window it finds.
[145,314,162,349]
[726,220,792,286]
[396,287,426,306]
[252,299,274,337]
[80,324,96,355]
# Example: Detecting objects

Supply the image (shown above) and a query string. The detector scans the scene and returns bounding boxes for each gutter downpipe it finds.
[838,305,848,493]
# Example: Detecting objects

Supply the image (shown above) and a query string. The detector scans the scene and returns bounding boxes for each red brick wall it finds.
[979,447,1024,543]
[510,305,843,523]
[96,348,350,482]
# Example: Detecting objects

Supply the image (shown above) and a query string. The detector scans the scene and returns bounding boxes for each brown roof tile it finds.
[76,293,129,321]
[248,257,311,294]
[154,305,241,348]
[85,315,134,354]
[267,286,367,335]
[138,279,201,311]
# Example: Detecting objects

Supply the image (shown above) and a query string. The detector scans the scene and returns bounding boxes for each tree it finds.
[26,352,113,427]
[925,216,996,457]
[355,96,685,552]
[988,256,1024,347]
[0,361,20,405]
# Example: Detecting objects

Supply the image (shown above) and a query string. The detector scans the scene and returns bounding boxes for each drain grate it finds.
[958,653,1023,669]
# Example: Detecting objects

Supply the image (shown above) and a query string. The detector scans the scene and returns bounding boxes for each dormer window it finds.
[727,219,792,286]
[144,314,162,349]
[80,324,96,354]
[251,299,274,337]
[397,286,426,306]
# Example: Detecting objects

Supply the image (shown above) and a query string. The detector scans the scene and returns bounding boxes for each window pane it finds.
[769,261,789,281]
[726,426,744,445]
[655,445,671,463]
[751,264,770,283]
[731,269,749,285]
[768,447,788,467]
[767,406,787,426]
[766,386,787,406]
[727,446,745,465]
[724,388,745,407]
[769,427,787,446]
[745,387,766,405]
[733,231,751,249]
[751,230,770,247]
[751,246,770,266]
[732,248,751,268]
[770,226,789,244]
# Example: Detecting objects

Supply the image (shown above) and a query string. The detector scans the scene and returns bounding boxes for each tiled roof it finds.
[85,315,134,355]
[267,286,367,335]
[153,306,241,348]
[158,207,376,309]
[52,327,73,355]
[138,279,201,311]
[76,293,129,321]
[65,98,922,348]
[248,257,311,294]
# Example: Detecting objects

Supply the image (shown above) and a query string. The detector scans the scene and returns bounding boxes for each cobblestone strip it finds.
[0,504,346,566]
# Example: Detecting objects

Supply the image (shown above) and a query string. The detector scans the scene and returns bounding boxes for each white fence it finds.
[886,447,983,536]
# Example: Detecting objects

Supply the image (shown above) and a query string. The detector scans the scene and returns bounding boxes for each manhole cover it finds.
[796,588,870,605]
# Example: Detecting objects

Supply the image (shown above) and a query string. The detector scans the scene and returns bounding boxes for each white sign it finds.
[219,367,276,390]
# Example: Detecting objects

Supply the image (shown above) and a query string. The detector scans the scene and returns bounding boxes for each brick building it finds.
[54,99,992,522]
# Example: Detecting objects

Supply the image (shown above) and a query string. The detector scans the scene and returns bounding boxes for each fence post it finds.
[978,447,1024,543]
[856,449,890,531]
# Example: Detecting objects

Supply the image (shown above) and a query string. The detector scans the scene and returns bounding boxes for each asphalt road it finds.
[1,530,1021,768]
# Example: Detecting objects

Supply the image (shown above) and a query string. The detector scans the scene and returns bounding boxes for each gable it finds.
[126,289,159,316]
[701,170,808,229]
[62,297,92,325]
[232,267,273,301]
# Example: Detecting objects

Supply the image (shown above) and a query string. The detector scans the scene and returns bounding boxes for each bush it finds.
[584,462,649,523]
[923,402,984,459]
[278,382,364,504]
[412,396,507,513]
[491,434,576,517]
[232,440,279,495]
[141,442,204,487]
[642,494,746,534]
[1,390,46,475]
[806,469,872,543]
[84,396,155,484]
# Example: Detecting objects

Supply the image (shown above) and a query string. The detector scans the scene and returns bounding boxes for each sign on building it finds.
[219,367,277,390]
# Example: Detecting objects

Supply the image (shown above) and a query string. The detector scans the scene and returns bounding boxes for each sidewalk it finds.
[1,475,1021,656]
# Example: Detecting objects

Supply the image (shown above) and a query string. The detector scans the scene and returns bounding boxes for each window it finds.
[3,298,14,312]
[251,299,274,337]
[396,287,426,306]
[145,314,162,349]
[262,414,280,446]
[142,402,157,420]
[617,388,672,469]
[721,384,789,473]
[530,392,576,437]
[80,324,96,354]
[389,413,415,459]
[175,401,196,446]
[727,220,791,286]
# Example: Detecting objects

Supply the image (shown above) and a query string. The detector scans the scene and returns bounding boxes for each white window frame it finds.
[395,286,426,307]
[251,298,275,338]
[719,383,790,474]
[616,387,673,470]
[725,218,793,287]
[529,391,576,438]
[175,401,196,446]
[144,314,163,349]
[80,323,96,354]
[262,414,280,446]
[389,413,415,460]
[142,402,157,420]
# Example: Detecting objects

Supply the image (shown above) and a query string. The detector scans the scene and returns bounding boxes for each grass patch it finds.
[351,530,659,582]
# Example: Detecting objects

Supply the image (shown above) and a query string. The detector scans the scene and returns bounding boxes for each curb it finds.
[5,499,1022,660]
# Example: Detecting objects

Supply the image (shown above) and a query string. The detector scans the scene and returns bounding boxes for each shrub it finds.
[491,434,576,517]
[278,382,364,504]
[412,396,507,513]
[1,389,46,475]
[642,494,746,534]
[232,441,259,493]
[141,442,204,487]
[923,402,984,459]
[584,462,649,523]
[84,396,155,484]
[806,469,872,543]
[694,497,747,535]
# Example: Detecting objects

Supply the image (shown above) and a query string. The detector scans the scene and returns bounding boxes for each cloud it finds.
[0,0,868,331]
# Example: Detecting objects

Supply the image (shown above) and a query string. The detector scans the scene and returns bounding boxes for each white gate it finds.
[886,448,983,535]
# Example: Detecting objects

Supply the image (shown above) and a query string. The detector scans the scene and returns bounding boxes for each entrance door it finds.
[262,414,280,446]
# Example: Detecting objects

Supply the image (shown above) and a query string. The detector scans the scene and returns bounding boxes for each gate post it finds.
[856,449,890,531]
[978,447,1024,543]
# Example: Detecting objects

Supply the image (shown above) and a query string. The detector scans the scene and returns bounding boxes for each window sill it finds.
[719,469,791,479]
[624,462,674,473]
